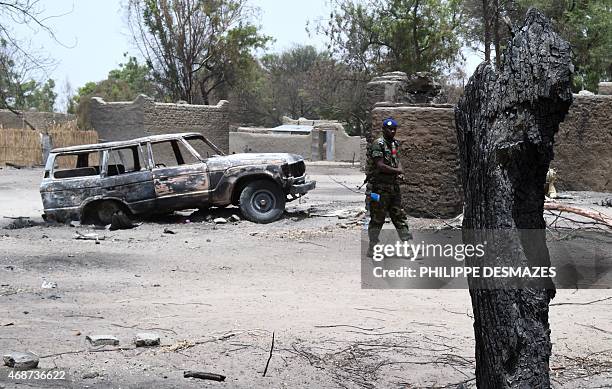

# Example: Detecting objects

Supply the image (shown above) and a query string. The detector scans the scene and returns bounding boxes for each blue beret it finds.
[382,118,398,128]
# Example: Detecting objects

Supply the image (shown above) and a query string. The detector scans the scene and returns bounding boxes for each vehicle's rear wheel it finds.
[94,201,123,226]
[239,181,285,223]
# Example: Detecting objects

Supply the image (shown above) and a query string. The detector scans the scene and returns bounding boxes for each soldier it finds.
[365,118,412,256]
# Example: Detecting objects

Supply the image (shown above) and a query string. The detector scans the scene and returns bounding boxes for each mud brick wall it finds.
[89,95,230,153]
[371,104,463,217]
[370,94,612,218]
[552,95,612,191]
[89,96,146,142]
[145,100,229,153]
[0,110,75,131]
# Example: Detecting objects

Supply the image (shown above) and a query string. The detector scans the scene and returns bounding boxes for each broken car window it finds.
[53,151,101,179]
[185,136,219,159]
[151,140,199,168]
[107,146,144,176]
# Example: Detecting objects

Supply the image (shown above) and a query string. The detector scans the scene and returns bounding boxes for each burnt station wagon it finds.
[40,133,316,224]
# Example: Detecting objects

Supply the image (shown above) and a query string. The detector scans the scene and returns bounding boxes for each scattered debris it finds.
[69,220,81,227]
[41,280,57,289]
[109,211,139,231]
[3,217,36,230]
[1,322,14,327]
[600,198,612,207]
[74,231,105,242]
[228,214,241,222]
[544,202,612,228]
[183,371,226,381]
[163,228,176,234]
[82,371,99,379]
[213,217,227,224]
[86,335,119,346]
[134,333,161,347]
[3,351,39,369]
[262,331,275,377]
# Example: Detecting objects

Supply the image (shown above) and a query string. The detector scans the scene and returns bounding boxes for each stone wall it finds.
[552,94,612,192]
[371,103,462,217]
[88,95,230,153]
[0,110,75,131]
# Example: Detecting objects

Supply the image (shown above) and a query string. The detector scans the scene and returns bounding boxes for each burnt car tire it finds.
[239,181,285,223]
[94,201,123,226]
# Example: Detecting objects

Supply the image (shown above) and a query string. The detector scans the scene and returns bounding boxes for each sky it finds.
[12,0,482,111]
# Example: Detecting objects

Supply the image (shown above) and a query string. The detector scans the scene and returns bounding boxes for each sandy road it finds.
[0,165,610,388]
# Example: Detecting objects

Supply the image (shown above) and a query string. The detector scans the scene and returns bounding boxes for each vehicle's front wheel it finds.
[239,181,285,223]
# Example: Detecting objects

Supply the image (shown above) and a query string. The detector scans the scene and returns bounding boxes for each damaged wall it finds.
[230,130,311,156]
[88,95,230,153]
[370,93,612,218]
[552,94,612,191]
[371,103,463,217]
[230,122,361,162]
[0,110,75,131]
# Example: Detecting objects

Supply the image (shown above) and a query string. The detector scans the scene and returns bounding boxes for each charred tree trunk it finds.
[482,0,491,63]
[455,9,573,388]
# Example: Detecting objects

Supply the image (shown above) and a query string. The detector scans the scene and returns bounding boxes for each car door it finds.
[148,138,210,210]
[99,144,156,214]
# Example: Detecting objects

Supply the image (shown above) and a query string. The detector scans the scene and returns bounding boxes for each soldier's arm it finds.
[375,157,402,175]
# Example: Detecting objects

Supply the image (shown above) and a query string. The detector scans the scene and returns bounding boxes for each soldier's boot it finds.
[398,228,413,242]
[366,224,383,258]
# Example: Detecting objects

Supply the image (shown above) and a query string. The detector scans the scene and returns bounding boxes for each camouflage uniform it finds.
[366,137,412,248]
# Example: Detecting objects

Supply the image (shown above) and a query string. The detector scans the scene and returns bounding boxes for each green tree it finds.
[0,45,57,112]
[318,0,464,75]
[71,55,157,128]
[127,0,270,104]
[515,0,611,92]
[244,45,368,135]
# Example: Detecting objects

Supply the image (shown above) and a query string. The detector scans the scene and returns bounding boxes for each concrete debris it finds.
[86,335,119,346]
[74,231,104,241]
[228,214,241,222]
[3,217,36,230]
[69,220,81,227]
[41,280,57,289]
[134,333,161,347]
[3,351,39,369]
[163,228,176,234]
[318,208,365,219]
[82,371,100,379]
[213,217,227,224]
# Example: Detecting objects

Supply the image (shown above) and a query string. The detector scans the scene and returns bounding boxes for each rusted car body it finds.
[40,133,316,224]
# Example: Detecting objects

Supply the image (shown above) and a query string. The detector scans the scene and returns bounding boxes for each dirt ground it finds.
[0,164,610,389]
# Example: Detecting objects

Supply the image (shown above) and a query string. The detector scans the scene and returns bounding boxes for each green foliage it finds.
[319,0,464,75]
[71,55,157,127]
[128,0,271,104]
[0,44,57,112]
[233,45,368,134]
[515,0,611,92]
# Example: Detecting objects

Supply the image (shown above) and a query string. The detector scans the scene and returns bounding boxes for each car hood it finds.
[206,153,304,170]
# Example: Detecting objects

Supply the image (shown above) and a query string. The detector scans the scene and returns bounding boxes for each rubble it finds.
[82,371,100,379]
[86,335,119,346]
[134,333,161,347]
[213,217,227,224]
[3,351,39,369]
[228,214,241,222]
[41,280,57,289]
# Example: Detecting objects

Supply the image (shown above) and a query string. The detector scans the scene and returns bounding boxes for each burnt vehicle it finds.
[40,133,316,224]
